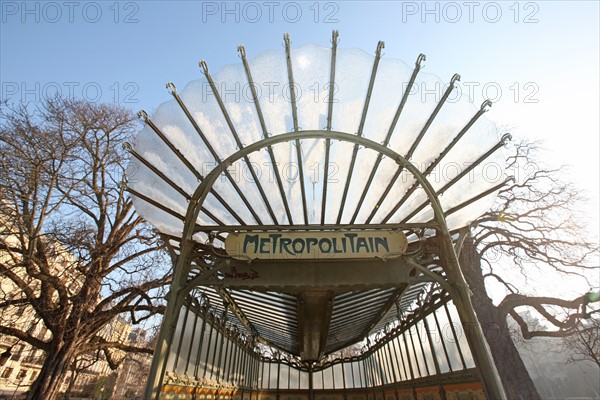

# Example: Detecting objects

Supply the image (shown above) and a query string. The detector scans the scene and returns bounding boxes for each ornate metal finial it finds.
[331,30,339,45]
[122,142,132,152]
[166,82,177,94]
[137,110,148,121]
[416,53,426,68]
[480,99,493,112]
[283,33,291,46]
[375,40,385,56]
[501,133,513,142]
[199,60,209,75]
[237,45,246,58]
[450,73,461,85]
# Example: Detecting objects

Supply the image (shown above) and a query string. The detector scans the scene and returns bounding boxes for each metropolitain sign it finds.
[224,230,408,261]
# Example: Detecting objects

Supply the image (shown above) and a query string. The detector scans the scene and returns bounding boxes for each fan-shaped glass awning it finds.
[128,32,508,399]
[127,39,507,240]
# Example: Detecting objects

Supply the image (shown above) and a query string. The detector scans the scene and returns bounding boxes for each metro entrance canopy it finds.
[126,32,510,400]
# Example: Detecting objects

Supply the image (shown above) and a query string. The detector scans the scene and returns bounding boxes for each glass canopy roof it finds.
[127,40,506,242]
[126,34,509,365]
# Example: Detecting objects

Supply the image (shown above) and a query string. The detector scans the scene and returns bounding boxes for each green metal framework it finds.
[128,32,510,400]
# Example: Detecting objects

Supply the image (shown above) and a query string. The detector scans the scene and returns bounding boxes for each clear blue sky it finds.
[2,0,598,239]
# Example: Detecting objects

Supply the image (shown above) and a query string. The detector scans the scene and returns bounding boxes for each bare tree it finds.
[0,98,171,400]
[563,315,600,368]
[460,141,600,399]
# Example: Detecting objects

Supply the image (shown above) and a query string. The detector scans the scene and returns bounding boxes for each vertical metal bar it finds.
[221,330,232,382]
[321,369,325,389]
[241,346,249,388]
[287,360,291,390]
[378,349,387,386]
[237,45,293,224]
[361,358,368,388]
[209,319,222,379]
[414,321,431,376]
[402,331,417,400]
[367,354,376,387]
[350,53,426,224]
[373,349,383,386]
[215,323,227,381]
[255,355,261,391]
[332,364,336,390]
[234,340,242,384]
[407,328,422,378]
[226,338,236,383]
[142,261,187,400]
[308,365,314,400]
[444,302,467,369]
[193,309,208,379]
[283,33,309,224]
[433,305,452,372]
[203,316,215,379]
[321,30,339,224]
[395,336,408,382]
[276,360,281,400]
[184,307,199,376]
[390,336,403,381]
[358,359,365,388]
[370,355,377,387]
[247,353,254,390]
[341,361,347,390]
[173,303,190,373]
[267,360,272,390]
[383,345,395,384]
[386,339,398,383]
[422,310,446,399]
[336,40,384,224]
[259,357,265,390]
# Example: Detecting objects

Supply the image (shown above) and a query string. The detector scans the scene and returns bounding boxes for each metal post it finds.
[433,305,452,372]
[276,359,281,400]
[308,364,314,400]
[422,311,446,400]
[407,328,422,378]
[414,322,431,376]
[386,340,398,383]
[215,323,227,381]
[193,310,208,379]
[142,266,187,400]
[203,317,215,379]
[184,309,199,376]
[444,302,467,370]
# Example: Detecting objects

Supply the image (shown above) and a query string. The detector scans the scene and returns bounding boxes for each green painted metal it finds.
[142,129,507,400]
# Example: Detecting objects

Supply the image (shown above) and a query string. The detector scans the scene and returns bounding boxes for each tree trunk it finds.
[459,237,541,400]
[26,343,74,400]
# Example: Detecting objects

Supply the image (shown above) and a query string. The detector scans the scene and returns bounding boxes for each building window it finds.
[12,344,24,361]
[30,371,38,381]
[1,367,14,379]
[16,369,28,380]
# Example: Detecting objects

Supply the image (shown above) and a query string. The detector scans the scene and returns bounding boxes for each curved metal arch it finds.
[146,129,506,399]
[181,129,449,247]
